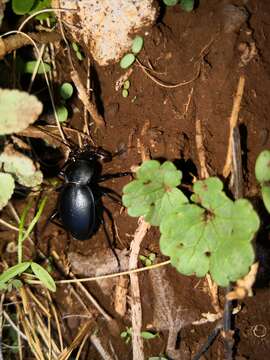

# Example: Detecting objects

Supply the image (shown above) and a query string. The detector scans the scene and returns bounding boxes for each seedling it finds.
[71,42,85,61]
[122,80,131,98]
[139,253,156,266]
[163,0,194,12]
[120,327,158,344]
[120,327,132,344]
[255,150,270,213]
[56,82,74,122]
[120,36,144,70]
[0,197,56,292]
[123,160,260,286]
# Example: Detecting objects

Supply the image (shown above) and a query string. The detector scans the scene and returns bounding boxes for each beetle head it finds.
[64,159,94,185]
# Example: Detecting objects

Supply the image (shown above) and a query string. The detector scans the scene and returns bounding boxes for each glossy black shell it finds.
[59,184,96,240]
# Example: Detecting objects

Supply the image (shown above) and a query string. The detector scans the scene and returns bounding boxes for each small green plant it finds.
[71,42,85,61]
[139,253,156,266]
[122,79,131,98]
[163,0,194,12]
[255,150,270,213]
[120,327,132,344]
[0,197,56,292]
[120,327,158,344]
[123,160,260,286]
[56,82,74,123]
[120,36,144,70]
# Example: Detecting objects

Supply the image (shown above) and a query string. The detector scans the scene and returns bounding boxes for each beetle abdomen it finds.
[59,185,96,240]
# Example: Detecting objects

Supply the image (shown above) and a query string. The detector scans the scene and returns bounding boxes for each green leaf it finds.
[0,173,15,210]
[210,236,254,287]
[180,0,194,12]
[122,89,129,98]
[0,89,43,135]
[132,36,144,54]
[31,262,56,292]
[75,51,84,61]
[262,185,270,213]
[72,42,79,52]
[12,0,35,15]
[0,262,31,285]
[122,160,186,226]
[141,331,158,340]
[120,54,136,69]
[29,0,52,20]
[56,105,68,123]
[23,61,51,74]
[163,0,178,6]
[255,150,270,183]
[59,82,73,100]
[21,197,47,243]
[123,80,130,90]
[160,177,259,286]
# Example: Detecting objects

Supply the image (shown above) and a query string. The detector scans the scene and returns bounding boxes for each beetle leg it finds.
[101,206,120,270]
[98,171,132,183]
[98,186,122,204]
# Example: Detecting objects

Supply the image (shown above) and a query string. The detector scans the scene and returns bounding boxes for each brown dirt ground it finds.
[1,0,270,359]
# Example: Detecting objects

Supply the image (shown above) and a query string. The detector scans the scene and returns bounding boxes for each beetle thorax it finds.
[65,159,94,185]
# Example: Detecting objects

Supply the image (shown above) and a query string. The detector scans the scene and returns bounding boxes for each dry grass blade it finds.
[58,320,94,360]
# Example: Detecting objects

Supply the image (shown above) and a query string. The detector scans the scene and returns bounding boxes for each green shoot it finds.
[120,327,158,344]
[120,327,132,344]
[139,253,156,267]
[0,196,56,292]
[120,36,144,70]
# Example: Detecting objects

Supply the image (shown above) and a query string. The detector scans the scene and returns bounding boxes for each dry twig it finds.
[129,217,151,360]
[71,70,106,129]
[223,76,245,177]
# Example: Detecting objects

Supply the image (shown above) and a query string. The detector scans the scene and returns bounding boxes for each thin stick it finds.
[71,70,106,129]
[27,260,171,285]
[195,118,209,179]
[3,311,28,341]
[223,76,245,177]
[129,217,150,360]
[192,322,223,360]
[83,58,91,136]
[28,44,46,93]
[51,252,112,322]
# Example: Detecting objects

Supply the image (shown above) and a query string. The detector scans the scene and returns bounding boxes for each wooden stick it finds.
[223,76,245,177]
[71,70,106,129]
[129,217,150,360]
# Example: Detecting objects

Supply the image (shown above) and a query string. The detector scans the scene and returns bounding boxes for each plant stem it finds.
[192,321,223,360]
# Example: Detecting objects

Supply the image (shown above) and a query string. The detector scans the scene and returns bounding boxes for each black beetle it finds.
[56,147,130,240]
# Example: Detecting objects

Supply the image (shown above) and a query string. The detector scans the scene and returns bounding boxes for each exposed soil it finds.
[1,0,270,359]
